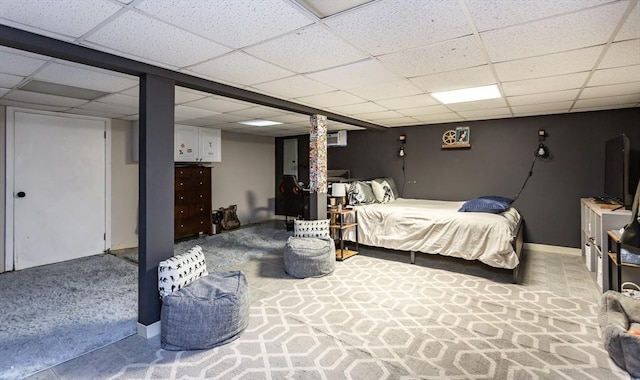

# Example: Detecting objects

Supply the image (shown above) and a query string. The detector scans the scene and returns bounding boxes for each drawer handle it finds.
[199,181,203,185]
[199,170,203,174]
[180,210,184,214]
[180,182,184,186]
[180,224,184,228]
[200,208,203,211]
[200,221,204,224]
[199,194,203,198]
[180,196,184,200]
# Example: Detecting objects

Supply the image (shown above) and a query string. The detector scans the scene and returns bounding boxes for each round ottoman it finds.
[284,236,336,278]
[161,270,249,351]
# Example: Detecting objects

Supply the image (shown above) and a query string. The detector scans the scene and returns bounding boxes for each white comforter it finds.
[344,198,522,269]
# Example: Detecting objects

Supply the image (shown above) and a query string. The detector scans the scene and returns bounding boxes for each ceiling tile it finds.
[307,60,402,90]
[66,107,124,119]
[34,62,137,92]
[4,89,88,107]
[599,39,640,69]
[190,113,249,125]
[588,65,640,86]
[410,65,496,93]
[136,0,313,49]
[399,104,452,117]
[79,101,137,116]
[0,0,122,39]
[507,89,579,107]
[295,91,366,108]
[502,72,589,96]
[0,88,8,97]
[411,112,464,123]
[615,1,639,41]
[329,101,387,115]
[0,98,69,112]
[269,114,310,124]
[244,25,368,73]
[374,94,439,110]
[188,52,294,86]
[0,73,25,88]
[581,81,640,98]
[174,105,220,120]
[175,87,208,104]
[378,35,486,77]
[97,93,138,108]
[227,106,288,119]
[86,10,231,68]
[376,117,422,126]
[457,107,512,119]
[356,110,405,121]
[573,94,640,109]
[481,2,627,62]
[252,75,336,99]
[494,46,602,81]
[466,0,614,32]
[0,50,48,76]
[511,101,573,115]
[325,0,471,56]
[182,96,253,113]
[346,80,423,101]
[445,97,507,111]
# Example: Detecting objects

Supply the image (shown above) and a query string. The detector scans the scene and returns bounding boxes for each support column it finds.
[138,74,175,337]
[309,115,328,220]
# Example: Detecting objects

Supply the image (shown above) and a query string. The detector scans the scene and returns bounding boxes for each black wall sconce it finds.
[536,129,549,158]
[399,134,406,158]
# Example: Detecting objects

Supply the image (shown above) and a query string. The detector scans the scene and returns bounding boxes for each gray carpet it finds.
[103,253,630,379]
[124,220,293,272]
[0,254,137,380]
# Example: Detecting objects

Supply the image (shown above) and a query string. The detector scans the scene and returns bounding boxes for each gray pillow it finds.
[347,181,377,205]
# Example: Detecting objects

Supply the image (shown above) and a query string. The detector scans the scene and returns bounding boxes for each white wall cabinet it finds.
[174,125,221,163]
[580,198,631,292]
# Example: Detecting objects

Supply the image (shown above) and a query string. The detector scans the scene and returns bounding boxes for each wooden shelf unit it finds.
[328,208,359,261]
[580,198,631,292]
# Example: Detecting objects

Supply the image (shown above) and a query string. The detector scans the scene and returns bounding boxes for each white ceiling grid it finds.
[0,0,637,137]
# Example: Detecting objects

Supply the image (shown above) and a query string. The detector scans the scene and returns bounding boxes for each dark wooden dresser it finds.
[175,166,212,240]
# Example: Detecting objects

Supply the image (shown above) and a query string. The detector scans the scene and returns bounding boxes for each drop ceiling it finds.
[0,0,638,137]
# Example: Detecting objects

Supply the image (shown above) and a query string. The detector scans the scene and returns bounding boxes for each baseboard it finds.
[137,321,161,339]
[524,243,581,255]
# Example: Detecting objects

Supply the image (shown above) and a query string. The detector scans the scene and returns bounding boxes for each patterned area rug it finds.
[107,254,628,379]
[0,254,137,380]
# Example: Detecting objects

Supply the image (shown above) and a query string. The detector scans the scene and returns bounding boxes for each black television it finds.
[604,134,630,207]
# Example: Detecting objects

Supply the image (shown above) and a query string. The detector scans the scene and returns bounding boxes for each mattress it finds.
[344,198,522,269]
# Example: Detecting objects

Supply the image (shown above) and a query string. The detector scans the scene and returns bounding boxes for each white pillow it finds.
[158,245,208,297]
[294,219,330,238]
[371,179,395,203]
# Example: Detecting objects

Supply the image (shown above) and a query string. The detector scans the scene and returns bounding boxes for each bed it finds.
[342,197,524,283]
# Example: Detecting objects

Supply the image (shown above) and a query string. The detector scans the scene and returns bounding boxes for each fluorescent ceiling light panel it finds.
[431,84,501,104]
[238,119,283,127]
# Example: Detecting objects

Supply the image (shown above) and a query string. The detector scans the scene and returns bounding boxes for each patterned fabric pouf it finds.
[161,270,249,351]
[284,236,335,279]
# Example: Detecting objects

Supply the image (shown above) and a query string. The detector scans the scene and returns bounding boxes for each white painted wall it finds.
[212,132,276,225]
[0,106,5,272]
[1,110,276,257]
[109,126,276,249]
[110,119,139,250]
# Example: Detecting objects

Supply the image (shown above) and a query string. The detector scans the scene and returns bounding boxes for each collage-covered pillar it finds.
[309,115,328,220]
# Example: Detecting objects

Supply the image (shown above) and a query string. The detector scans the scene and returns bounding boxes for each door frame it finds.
[4,107,112,272]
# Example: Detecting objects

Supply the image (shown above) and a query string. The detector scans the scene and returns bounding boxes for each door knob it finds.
[17,191,26,198]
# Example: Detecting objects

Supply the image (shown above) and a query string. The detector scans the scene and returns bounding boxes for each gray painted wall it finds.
[0,106,5,272]
[328,108,640,248]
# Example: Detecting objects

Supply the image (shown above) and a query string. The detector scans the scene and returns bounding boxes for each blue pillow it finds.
[458,196,513,213]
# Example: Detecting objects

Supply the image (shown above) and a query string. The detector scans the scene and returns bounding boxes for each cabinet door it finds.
[199,128,221,162]
[175,125,199,162]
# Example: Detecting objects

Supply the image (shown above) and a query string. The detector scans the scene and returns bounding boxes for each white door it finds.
[11,109,109,270]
